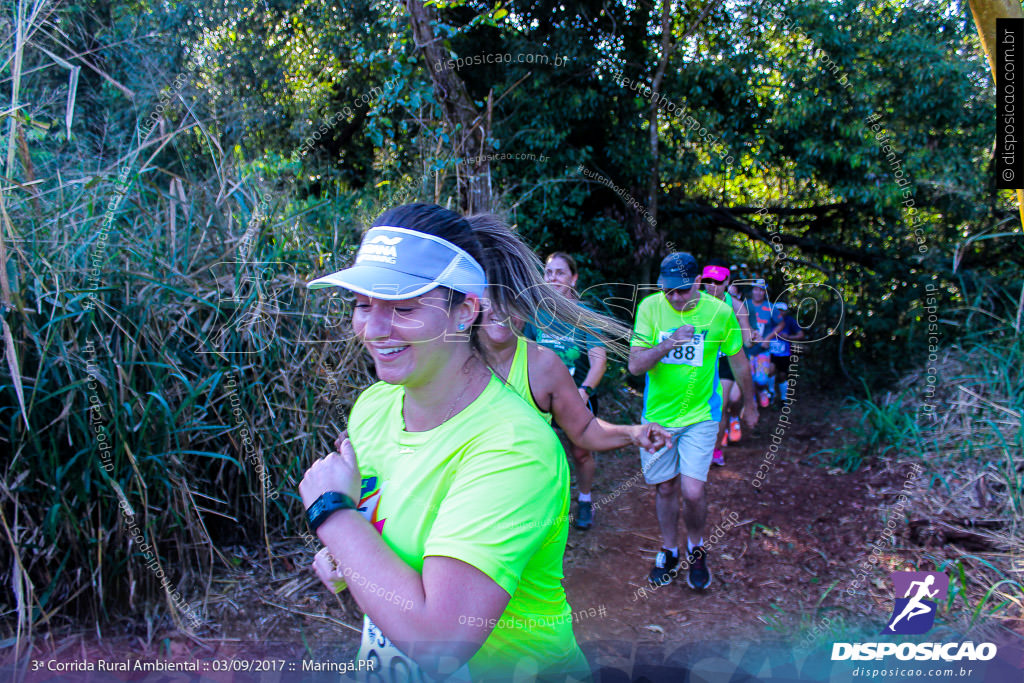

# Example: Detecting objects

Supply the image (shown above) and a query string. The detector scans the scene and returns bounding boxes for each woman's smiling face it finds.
[478,297,525,350]
[352,288,469,388]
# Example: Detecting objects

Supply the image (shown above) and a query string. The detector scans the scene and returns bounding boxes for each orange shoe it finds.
[720,433,729,448]
[729,417,742,443]
[758,390,770,408]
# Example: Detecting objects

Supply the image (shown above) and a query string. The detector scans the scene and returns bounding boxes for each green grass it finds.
[0,113,381,645]
[808,385,924,472]
[807,327,1024,640]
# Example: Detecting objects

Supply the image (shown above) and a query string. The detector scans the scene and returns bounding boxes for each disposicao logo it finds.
[831,571,997,662]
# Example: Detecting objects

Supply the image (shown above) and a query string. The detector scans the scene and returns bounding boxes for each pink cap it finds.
[701,265,730,281]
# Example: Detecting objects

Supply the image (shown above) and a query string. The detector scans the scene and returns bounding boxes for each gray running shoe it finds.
[686,546,713,590]
[575,500,593,530]
[648,549,680,586]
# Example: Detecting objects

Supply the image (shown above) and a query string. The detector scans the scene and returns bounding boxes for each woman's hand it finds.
[631,422,673,451]
[299,438,361,509]
[312,547,347,594]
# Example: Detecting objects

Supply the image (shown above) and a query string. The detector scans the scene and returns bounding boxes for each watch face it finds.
[309,498,325,521]
[309,492,356,530]
[324,492,348,510]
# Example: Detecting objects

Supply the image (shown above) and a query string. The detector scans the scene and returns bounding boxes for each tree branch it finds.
[405,0,491,212]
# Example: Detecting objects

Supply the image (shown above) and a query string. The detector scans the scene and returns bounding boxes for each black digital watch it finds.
[306,491,357,532]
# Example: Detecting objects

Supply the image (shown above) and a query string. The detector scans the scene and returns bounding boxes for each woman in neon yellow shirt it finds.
[466,214,670,453]
[479,294,669,453]
[299,204,615,681]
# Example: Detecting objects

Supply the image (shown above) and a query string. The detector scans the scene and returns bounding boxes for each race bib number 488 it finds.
[659,330,705,367]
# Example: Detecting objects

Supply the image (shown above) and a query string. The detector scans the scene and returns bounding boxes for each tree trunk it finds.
[642,0,726,283]
[967,0,1024,230]
[406,0,492,213]
[647,0,673,237]
[637,0,678,284]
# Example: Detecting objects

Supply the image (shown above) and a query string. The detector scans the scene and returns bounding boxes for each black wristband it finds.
[306,491,357,532]
[581,385,595,396]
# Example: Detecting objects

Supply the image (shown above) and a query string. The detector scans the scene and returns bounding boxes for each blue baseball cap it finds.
[307,226,487,300]
[658,252,699,290]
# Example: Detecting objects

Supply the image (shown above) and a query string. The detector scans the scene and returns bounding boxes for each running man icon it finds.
[883,571,949,635]
[888,576,938,630]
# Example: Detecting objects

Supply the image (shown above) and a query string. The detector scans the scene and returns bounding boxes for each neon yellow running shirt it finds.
[506,337,552,423]
[632,291,742,428]
[347,376,587,680]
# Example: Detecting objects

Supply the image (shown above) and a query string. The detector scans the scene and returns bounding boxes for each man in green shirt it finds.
[628,252,758,591]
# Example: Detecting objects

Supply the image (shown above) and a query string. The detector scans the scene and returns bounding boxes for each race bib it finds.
[659,330,705,367]
[357,615,472,683]
[358,615,425,683]
[769,339,787,356]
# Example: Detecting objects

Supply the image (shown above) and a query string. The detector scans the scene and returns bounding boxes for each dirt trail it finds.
[561,387,902,664]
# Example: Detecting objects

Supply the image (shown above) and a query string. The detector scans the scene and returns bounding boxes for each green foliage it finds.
[409,0,1008,382]
[814,325,1024,637]
[932,556,1024,633]
[1,0,1020,638]
[1,157,376,630]
[0,1,377,632]
[811,387,924,472]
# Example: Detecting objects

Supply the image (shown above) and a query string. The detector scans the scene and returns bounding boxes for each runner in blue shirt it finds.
[745,280,783,408]
[767,301,804,402]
